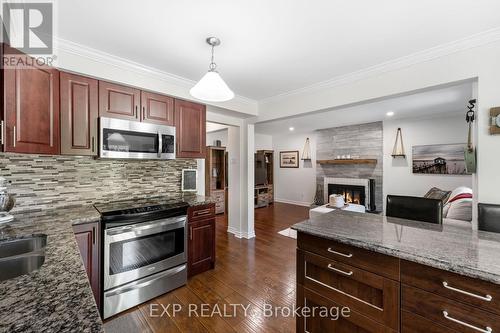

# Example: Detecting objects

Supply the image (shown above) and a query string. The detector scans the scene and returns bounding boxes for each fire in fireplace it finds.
[328,184,366,206]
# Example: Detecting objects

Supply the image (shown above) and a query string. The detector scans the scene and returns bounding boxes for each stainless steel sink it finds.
[0,234,47,281]
[0,234,47,258]
[0,254,46,281]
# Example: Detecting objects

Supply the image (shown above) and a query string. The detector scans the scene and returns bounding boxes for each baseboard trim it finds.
[274,198,312,207]
[227,226,256,239]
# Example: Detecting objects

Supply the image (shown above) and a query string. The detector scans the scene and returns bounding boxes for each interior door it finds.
[60,72,98,156]
[98,81,140,121]
[174,99,206,158]
[141,91,174,125]
[3,52,60,154]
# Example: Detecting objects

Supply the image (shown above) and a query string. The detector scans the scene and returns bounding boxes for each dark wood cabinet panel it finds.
[402,310,459,333]
[3,53,60,154]
[187,204,215,278]
[401,259,500,316]
[174,99,206,158]
[188,218,215,277]
[297,285,396,333]
[188,203,216,222]
[73,222,101,309]
[140,91,174,125]
[99,81,140,120]
[297,249,399,330]
[403,285,500,333]
[297,232,400,281]
[60,72,98,156]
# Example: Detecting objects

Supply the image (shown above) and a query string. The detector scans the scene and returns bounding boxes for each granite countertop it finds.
[0,206,103,333]
[292,210,500,284]
[0,194,214,332]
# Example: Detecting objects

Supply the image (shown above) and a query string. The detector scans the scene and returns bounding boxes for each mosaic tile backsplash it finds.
[0,153,197,213]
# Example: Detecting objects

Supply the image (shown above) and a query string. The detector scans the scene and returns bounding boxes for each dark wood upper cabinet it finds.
[175,99,206,158]
[98,81,140,120]
[60,72,98,156]
[140,91,174,126]
[73,222,101,309]
[3,53,60,155]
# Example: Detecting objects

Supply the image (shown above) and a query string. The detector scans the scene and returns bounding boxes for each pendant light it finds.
[190,37,234,102]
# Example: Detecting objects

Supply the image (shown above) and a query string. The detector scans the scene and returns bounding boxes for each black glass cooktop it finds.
[94,197,189,228]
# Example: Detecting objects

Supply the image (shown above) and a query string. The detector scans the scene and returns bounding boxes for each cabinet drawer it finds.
[188,204,215,222]
[298,232,399,280]
[298,249,399,330]
[402,310,458,333]
[297,285,397,333]
[401,260,500,315]
[403,285,500,333]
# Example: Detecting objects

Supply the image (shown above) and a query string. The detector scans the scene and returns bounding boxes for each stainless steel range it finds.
[94,198,189,319]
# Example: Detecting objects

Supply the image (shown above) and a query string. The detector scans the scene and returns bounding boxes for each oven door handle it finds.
[157,132,162,158]
[105,216,186,241]
[105,264,186,297]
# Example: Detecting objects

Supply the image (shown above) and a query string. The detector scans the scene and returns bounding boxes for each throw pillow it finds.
[424,187,452,204]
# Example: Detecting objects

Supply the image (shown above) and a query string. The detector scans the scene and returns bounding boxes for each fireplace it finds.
[324,177,376,211]
[328,184,366,206]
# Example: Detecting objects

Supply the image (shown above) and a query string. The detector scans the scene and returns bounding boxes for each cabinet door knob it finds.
[135,105,138,118]
[91,137,95,153]
[190,226,193,240]
[142,106,146,120]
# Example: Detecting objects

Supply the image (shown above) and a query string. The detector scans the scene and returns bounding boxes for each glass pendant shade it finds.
[190,70,234,102]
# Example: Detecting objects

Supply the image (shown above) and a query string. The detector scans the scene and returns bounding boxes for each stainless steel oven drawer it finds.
[103,263,186,319]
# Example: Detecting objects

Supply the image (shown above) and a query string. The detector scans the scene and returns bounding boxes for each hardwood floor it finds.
[104,202,309,333]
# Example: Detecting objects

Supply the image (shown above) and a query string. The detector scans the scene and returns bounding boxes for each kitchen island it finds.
[292,210,500,333]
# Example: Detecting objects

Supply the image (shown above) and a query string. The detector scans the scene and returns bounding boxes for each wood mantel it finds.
[316,159,377,165]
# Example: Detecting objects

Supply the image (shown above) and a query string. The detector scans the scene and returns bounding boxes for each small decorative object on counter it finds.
[0,177,15,224]
[215,140,222,147]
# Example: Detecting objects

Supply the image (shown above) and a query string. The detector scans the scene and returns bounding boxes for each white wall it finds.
[255,133,273,151]
[383,114,473,210]
[272,133,317,206]
[206,129,228,147]
[255,39,500,223]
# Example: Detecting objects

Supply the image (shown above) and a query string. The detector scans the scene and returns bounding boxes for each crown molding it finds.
[260,27,500,105]
[53,37,258,108]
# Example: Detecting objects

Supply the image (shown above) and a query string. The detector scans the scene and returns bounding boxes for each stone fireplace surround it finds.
[316,122,383,210]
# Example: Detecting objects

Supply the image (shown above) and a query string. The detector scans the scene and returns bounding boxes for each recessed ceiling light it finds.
[386,111,395,117]
[289,127,295,131]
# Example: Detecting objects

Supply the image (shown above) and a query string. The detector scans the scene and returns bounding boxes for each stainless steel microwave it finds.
[99,117,175,159]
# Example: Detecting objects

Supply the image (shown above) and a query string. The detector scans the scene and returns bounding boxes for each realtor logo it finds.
[2,2,53,54]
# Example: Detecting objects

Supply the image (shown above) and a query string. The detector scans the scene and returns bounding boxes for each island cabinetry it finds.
[297,233,400,332]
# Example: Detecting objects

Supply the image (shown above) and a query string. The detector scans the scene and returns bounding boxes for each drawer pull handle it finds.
[327,248,353,258]
[442,311,492,333]
[327,264,353,276]
[442,281,493,301]
[194,209,211,216]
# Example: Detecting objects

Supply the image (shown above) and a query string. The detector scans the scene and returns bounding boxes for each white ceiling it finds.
[56,1,500,100]
[254,81,473,135]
